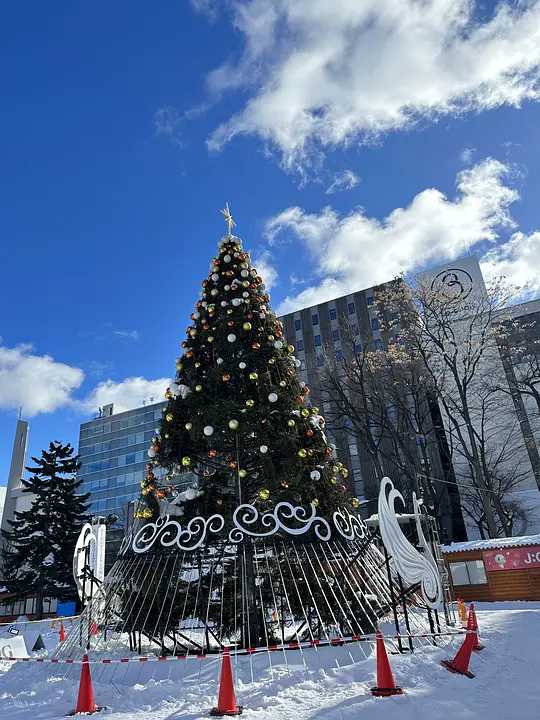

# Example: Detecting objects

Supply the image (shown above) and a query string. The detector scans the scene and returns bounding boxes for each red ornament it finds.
[306,429,314,437]
[252,342,261,350]
[208,449,217,458]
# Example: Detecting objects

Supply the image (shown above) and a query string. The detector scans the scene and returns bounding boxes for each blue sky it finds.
[1,0,540,482]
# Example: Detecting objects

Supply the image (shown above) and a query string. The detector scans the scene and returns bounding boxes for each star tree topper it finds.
[220,203,236,236]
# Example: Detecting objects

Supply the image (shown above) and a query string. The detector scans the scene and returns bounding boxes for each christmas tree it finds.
[56,211,447,659]
[2,441,89,618]
[139,205,358,522]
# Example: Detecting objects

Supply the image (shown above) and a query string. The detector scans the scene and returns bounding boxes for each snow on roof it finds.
[441,534,540,554]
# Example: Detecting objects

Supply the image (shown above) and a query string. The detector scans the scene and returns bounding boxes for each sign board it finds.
[417,255,488,320]
[0,634,28,660]
[483,545,540,572]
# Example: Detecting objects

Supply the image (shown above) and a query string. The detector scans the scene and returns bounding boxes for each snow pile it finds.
[441,534,540,553]
[1,603,539,719]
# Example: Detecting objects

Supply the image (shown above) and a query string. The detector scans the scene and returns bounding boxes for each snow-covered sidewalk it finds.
[1,602,538,720]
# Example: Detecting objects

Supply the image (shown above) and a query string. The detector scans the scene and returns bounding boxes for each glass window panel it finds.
[329,308,337,321]
[294,319,302,331]
[449,562,469,585]
[297,339,304,352]
[348,302,355,315]
[314,335,322,347]
[467,560,487,585]
[312,313,319,325]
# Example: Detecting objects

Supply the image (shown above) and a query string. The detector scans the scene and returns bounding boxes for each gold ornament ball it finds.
[297,448,307,458]
[228,419,239,430]
[301,408,310,418]
[340,468,349,478]
[287,344,295,353]
[208,336,214,343]
[165,413,173,422]
[351,497,360,508]
[243,322,252,331]
[195,361,201,368]
[312,498,319,507]
[245,399,255,408]
[312,406,320,414]
[181,456,191,467]
[267,335,275,341]
[185,422,192,431]
[259,488,270,501]
[249,372,258,381]
[268,358,276,365]
[287,419,296,427]
[279,380,286,387]
[195,384,203,392]
[238,469,247,479]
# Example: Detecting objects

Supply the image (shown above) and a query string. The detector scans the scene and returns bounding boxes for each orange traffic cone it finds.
[441,611,476,678]
[59,621,66,643]
[457,598,467,625]
[210,647,243,716]
[371,630,404,697]
[470,604,485,652]
[68,654,104,715]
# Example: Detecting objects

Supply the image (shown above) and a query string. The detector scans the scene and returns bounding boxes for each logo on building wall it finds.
[430,268,473,303]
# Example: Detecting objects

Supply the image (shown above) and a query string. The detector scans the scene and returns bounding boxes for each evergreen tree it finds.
[2,441,89,618]
[139,217,359,523]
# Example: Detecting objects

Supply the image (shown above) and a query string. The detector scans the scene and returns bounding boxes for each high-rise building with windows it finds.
[77,402,167,528]
[278,284,467,542]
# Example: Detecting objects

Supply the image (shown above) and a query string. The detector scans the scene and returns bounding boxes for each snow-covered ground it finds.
[1,602,539,719]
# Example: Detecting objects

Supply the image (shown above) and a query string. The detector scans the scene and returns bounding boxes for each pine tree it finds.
[139,219,359,524]
[2,441,89,618]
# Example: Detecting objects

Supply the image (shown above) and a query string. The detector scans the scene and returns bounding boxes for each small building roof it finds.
[441,533,540,554]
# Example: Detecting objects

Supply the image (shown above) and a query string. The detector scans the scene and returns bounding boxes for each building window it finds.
[294,318,302,331]
[354,341,362,354]
[366,295,374,306]
[316,355,324,367]
[332,328,340,342]
[125,453,136,465]
[314,334,322,347]
[449,560,487,586]
[348,302,355,315]
[312,313,319,325]
[329,308,337,321]
[297,339,304,352]
[371,318,380,331]
[335,349,344,361]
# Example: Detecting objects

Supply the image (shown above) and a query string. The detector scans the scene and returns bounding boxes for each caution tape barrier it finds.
[0,629,469,665]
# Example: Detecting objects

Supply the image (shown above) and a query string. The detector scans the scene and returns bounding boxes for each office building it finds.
[0,418,31,568]
[278,283,466,542]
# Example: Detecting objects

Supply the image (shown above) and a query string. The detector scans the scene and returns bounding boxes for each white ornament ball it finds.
[295,359,301,367]
[242,292,249,298]
[268,393,278,403]
[260,445,269,454]
[241,270,249,278]
[227,334,237,343]
[147,447,156,458]
[232,298,242,307]
[274,340,283,349]
[300,381,306,388]
[211,273,219,282]
[203,426,214,437]
[238,362,247,369]
[211,288,218,296]
[310,470,321,481]
[221,301,228,307]
[224,285,230,291]
[216,357,224,365]
[224,254,231,263]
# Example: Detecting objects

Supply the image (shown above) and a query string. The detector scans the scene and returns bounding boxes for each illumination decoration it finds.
[268,392,278,403]
[310,470,321,481]
[227,334,237,342]
[377,477,443,609]
[259,445,268,453]
[203,426,214,437]
[228,419,239,430]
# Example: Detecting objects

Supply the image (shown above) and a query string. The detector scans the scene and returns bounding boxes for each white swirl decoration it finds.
[127,503,370,552]
[378,477,442,609]
[332,508,367,540]
[230,502,332,542]
[132,514,224,554]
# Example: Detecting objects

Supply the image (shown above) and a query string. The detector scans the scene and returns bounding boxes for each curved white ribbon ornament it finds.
[378,477,442,609]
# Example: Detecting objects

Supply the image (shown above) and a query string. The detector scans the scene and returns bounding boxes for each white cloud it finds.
[207,0,540,172]
[460,147,476,165]
[326,170,360,194]
[252,250,278,289]
[0,344,84,416]
[153,107,183,147]
[113,329,140,341]
[190,0,220,22]
[81,377,170,415]
[481,231,540,295]
[266,158,523,313]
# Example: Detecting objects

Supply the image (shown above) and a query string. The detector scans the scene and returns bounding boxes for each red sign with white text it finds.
[483,545,540,572]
